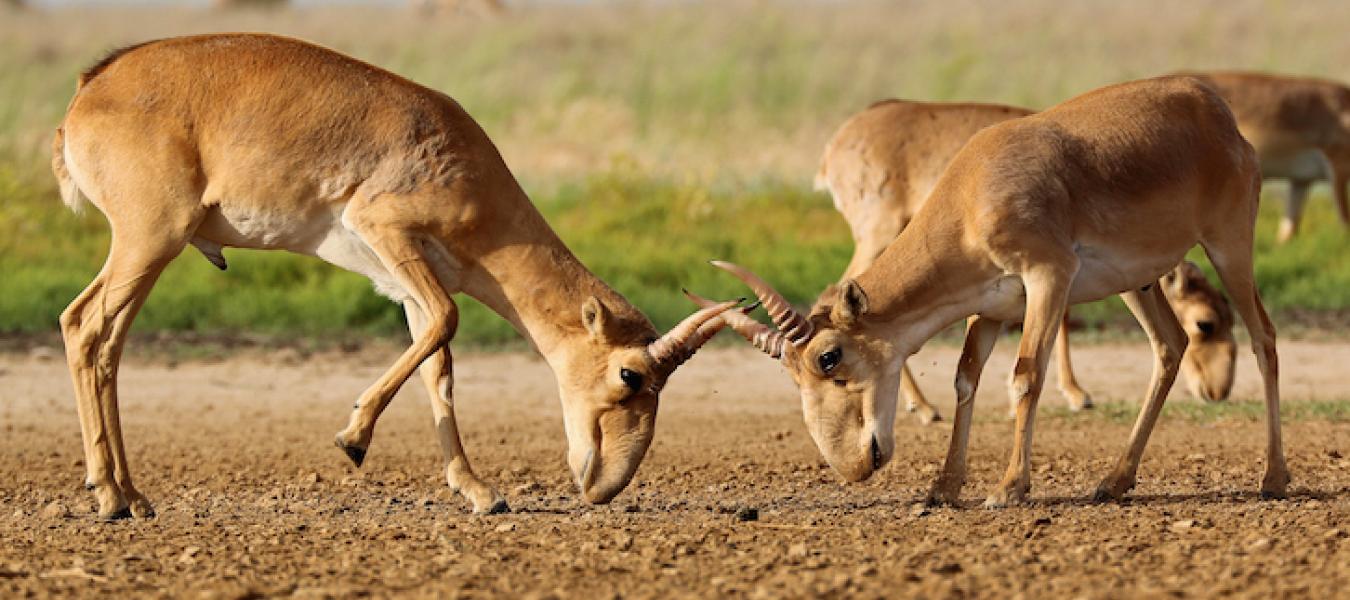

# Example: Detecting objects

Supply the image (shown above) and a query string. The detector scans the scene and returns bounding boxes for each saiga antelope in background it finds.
[52,34,736,520]
[1185,72,1350,243]
[696,76,1287,506]
[813,100,1237,423]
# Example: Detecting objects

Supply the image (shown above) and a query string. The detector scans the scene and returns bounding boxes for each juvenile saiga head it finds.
[689,262,901,483]
[1162,261,1237,402]
[558,296,741,503]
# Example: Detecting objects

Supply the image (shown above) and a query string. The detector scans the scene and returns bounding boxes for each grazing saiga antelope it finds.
[814,100,1237,422]
[1184,72,1350,243]
[51,34,737,520]
[696,76,1287,506]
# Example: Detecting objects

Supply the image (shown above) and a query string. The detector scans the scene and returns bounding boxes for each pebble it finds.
[1170,519,1196,532]
[1247,537,1273,552]
[41,502,68,519]
[733,506,759,522]
[494,523,516,533]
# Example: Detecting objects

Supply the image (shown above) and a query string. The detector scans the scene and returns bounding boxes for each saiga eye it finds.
[818,348,842,374]
[620,368,644,393]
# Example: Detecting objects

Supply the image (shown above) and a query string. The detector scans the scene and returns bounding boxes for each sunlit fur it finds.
[816,100,1240,421]
[1184,71,1350,243]
[714,76,1287,506]
[51,34,727,519]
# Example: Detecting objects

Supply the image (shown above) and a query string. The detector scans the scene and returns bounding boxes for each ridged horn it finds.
[710,260,814,345]
[683,290,789,359]
[648,298,743,370]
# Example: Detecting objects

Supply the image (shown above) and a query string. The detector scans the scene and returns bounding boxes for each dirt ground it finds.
[2,338,1349,598]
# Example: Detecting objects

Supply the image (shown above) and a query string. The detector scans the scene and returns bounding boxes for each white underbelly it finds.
[1069,247,1186,303]
[975,246,1187,322]
[193,203,459,304]
[1261,148,1331,182]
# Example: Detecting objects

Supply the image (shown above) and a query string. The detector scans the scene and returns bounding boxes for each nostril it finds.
[870,436,883,472]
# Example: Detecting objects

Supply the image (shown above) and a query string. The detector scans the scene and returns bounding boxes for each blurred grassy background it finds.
[2,1,1350,346]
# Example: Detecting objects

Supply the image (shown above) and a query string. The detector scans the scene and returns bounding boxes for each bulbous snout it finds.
[811,425,893,483]
[1181,334,1237,403]
[565,401,656,504]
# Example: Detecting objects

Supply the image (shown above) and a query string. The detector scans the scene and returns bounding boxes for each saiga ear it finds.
[832,279,868,325]
[581,296,612,340]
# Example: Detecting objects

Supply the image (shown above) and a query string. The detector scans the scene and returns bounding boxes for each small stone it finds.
[733,506,759,522]
[300,472,320,486]
[1170,519,1196,532]
[933,562,962,575]
[1247,537,1273,552]
[178,546,201,564]
[788,543,808,558]
[909,504,931,517]
[41,502,68,519]
[494,523,516,533]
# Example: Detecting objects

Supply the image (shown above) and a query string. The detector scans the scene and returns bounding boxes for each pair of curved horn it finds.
[683,261,814,359]
[647,298,744,370]
[684,291,790,359]
[710,261,815,344]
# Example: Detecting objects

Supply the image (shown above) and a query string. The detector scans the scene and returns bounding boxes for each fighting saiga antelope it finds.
[697,76,1287,506]
[813,100,1236,422]
[51,34,736,520]
[1185,72,1350,243]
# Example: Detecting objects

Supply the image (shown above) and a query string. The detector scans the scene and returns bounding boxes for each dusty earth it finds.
[2,338,1349,598]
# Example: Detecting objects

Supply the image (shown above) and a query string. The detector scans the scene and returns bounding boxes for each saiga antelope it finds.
[1184,72,1350,243]
[51,34,736,520]
[813,100,1237,423]
[696,76,1287,506]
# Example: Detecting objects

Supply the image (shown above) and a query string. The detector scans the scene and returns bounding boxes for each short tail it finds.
[51,127,87,214]
[812,160,829,193]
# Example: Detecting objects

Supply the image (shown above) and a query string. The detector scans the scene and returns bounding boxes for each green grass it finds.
[1040,398,1350,424]
[2,2,1350,345]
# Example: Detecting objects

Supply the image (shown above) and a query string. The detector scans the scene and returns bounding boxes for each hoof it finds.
[98,506,133,522]
[1090,487,1119,503]
[129,497,156,519]
[335,437,367,468]
[1261,470,1290,500]
[476,498,510,515]
[925,491,960,508]
[983,485,1029,509]
[915,409,942,425]
[1093,474,1135,502]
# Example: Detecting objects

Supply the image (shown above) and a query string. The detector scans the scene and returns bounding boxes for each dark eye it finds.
[1195,320,1216,336]
[620,368,644,393]
[818,348,842,374]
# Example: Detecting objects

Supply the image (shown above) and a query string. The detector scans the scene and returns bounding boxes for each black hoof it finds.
[1259,489,1287,500]
[98,507,133,522]
[335,439,366,468]
[1090,489,1117,504]
[483,499,510,515]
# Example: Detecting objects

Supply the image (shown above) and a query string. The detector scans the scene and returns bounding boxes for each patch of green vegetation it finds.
[1039,398,1350,424]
